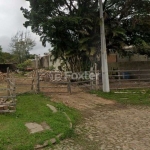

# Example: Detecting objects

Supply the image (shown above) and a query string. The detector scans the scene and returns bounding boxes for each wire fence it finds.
[108,69,150,89]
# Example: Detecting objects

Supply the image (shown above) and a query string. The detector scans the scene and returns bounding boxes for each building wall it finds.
[40,56,49,68]
[40,54,62,70]
[107,54,117,63]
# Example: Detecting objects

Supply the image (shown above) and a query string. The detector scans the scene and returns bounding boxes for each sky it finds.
[0,0,51,56]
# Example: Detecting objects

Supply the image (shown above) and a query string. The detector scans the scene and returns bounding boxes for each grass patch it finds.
[91,89,150,105]
[0,93,80,150]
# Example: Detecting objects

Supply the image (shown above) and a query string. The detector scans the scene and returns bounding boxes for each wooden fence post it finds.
[37,71,40,93]
[31,79,34,90]
[95,63,100,90]
[90,67,94,90]
[7,67,10,96]
[34,55,40,93]
[118,70,121,89]
[35,55,39,69]
[67,76,71,94]
[35,70,40,93]
[12,78,16,97]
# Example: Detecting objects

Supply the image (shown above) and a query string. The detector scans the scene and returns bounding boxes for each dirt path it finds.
[44,88,150,150]
[49,91,114,111]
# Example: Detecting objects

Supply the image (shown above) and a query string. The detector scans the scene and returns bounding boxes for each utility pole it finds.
[99,0,110,92]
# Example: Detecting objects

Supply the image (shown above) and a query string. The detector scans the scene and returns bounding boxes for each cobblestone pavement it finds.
[48,104,150,150]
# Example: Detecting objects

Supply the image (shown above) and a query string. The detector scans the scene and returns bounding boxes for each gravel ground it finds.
[45,89,150,150]
[47,104,150,150]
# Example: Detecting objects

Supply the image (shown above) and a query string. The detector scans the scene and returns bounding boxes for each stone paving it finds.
[48,104,150,150]
[25,122,51,134]
[25,104,57,134]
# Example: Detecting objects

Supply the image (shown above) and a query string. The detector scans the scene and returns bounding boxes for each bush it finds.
[17,60,32,71]
[45,65,55,71]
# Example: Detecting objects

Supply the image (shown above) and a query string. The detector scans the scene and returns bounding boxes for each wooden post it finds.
[31,79,34,90]
[95,63,100,90]
[67,76,71,94]
[7,67,10,96]
[12,78,16,107]
[12,78,16,97]
[35,55,39,69]
[36,70,40,93]
[118,70,121,89]
[37,71,40,93]
[90,67,94,90]
[138,69,140,87]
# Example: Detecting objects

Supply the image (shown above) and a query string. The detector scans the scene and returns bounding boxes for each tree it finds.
[21,0,150,71]
[9,31,36,63]
[0,45,19,63]
[103,0,150,55]
[17,59,32,71]
[2,52,15,63]
[21,0,99,71]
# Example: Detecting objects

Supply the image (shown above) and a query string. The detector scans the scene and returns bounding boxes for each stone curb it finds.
[46,104,57,113]
[63,112,73,129]
[35,138,57,149]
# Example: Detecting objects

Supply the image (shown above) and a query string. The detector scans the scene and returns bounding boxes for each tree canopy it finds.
[104,0,150,55]
[21,0,150,71]
[9,31,36,63]
[0,46,15,63]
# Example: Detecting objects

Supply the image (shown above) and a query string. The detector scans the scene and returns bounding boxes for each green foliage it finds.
[9,31,36,63]
[49,65,55,71]
[1,52,13,63]
[17,59,32,71]
[0,46,16,63]
[0,93,79,150]
[45,65,55,71]
[96,0,150,55]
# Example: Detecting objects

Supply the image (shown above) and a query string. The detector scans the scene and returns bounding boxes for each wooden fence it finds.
[108,69,150,89]
[38,68,97,94]
[38,71,72,94]
[0,68,16,113]
[3,66,149,99]
[16,68,150,92]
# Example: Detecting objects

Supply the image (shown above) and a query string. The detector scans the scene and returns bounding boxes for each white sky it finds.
[0,0,50,56]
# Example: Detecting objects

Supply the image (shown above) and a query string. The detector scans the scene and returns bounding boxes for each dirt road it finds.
[44,87,150,150]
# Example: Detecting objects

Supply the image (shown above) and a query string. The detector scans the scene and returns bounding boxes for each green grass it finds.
[0,93,80,150]
[91,89,150,105]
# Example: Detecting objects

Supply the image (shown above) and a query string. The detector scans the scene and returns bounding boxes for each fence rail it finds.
[108,69,150,89]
